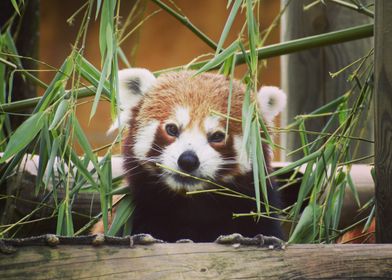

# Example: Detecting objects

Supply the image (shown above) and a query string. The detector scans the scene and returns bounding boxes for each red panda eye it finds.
[208,131,225,143]
[165,123,179,137]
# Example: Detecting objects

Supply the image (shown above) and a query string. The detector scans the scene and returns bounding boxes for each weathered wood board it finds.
[1,243,392,279]
[374,0,392,243]
[281,0,374,161]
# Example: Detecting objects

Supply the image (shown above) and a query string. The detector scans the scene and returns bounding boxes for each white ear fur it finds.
[257,86,287,123]
[108,68,156,134]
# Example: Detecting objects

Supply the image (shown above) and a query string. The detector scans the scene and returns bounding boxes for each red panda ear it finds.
[108,68,156,134]
[257,86,287,124]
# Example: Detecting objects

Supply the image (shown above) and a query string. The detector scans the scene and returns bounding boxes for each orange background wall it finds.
[39,0,280,153]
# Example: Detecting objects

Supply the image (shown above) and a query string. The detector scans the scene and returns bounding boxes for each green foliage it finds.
[0,0,375,243]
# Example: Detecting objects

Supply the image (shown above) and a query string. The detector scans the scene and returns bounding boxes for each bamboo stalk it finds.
[150,0,218,50]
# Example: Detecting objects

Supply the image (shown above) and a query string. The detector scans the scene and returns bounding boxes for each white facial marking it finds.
[204,115,222,133]
[234,136,251,173]
[160,127,223,192]
[175,106,190,128]
[133,120,159,159]
[164,176,204,192]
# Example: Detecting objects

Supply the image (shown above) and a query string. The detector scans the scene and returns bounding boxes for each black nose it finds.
[177,150,200,173]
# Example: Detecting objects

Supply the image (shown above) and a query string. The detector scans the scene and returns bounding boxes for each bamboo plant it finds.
[0,0,374,243]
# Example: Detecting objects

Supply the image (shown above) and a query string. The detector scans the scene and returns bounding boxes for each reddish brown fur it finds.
[136,71,244,134]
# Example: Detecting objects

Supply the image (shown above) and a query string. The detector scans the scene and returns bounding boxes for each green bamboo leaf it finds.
[256,134,269,214]
[347,172,361,207]
[56,201,74,236]
[90,55,109,120]
[298,120,309,156]
[246,0,257,72]
[224,55,236,137]
[35,120,50,195]
[251,120,269,214]
[0,111,46,163]
[250,123,260,214]
[268,150,322,178]
[109,185,130,195]
[99,1,109,59]
[4,31,22,67]
[110,54,119,120]
[241,89,254,155]
[73,116,99,170]
[215,0,242,55]
[69,149,98,189]
[11,0,21,16]
[35,57,73,113]
[49,98,69,130]
[74,54,110,99]
[95,0,102,20]
[331,176,346,230]
[44,136,60,187]
[99,154,112,233]
[118,47,131,68]
[56,201,66,235]
[108,195,135,236]
[289,160,315,231]
[195,40,239,75]
[65,203,75,236]
[363,204,375,232]
[258,114,274,146]
[288,203,321,244]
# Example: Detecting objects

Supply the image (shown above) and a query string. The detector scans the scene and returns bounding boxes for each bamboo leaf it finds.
[56,202,66,235]
[99,154,113,233]
[75,54,110,97]
[0,111,46,163]
[69,149,98,189]
[268,150,322,178]
[43,136,60,187]
[90,55,109,120]
[95,0,102,20]
[108,195,135,236]
[251,122,261,214]
[4,31,22,67]
[35,57,73,113]
[215,0,242,54]
[49,98,69,131]
[288,203,322,244]
[347,172,361,207]
[35,120,50,195]
[10,0,21,16]
[195,40,239,75]
[73,117,99,170]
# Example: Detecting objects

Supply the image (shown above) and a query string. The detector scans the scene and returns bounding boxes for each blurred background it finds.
[39,0,281,154]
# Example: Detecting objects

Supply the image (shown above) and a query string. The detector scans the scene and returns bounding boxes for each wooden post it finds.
[281,0,373,161]
[374,1,392,243]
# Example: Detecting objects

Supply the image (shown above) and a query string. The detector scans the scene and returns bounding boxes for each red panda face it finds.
[116,69,286,194]
[138,107,244,192]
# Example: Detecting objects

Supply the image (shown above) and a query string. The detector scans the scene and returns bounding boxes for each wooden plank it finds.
[374,1,392,243]
[281,0,373,161]
[1,243,392,279]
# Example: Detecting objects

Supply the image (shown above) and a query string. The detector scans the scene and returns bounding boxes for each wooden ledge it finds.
[1,243,392,279]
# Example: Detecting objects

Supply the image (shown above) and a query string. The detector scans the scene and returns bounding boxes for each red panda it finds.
[337,218,375,244]
[94,69,286,242]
